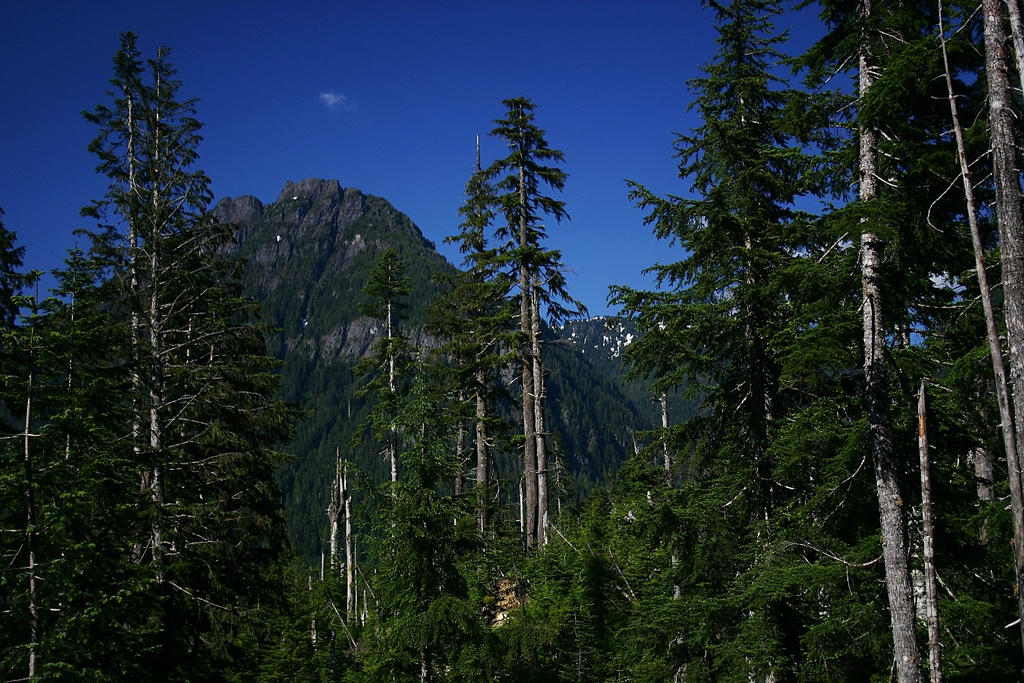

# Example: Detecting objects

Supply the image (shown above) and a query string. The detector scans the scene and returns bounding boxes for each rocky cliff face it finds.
[215,193,264,229]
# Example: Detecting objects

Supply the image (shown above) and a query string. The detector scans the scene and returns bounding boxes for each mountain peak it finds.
[276,178,343,204]
[217,178,451,360]
[213,194,264,227]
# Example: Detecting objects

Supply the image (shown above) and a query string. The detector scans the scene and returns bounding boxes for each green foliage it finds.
[1,33,299,679]
[257,557,349,681]
[0,260,156,680]
[360,248,412,322]
[10,5,1024,680]
[609,4,823,673]
[602,0,1021,678]
[0,208,25,326]
[429,161,517,531]
[354,248,414,481]
[83,35,296,674]
[485,96,585,324]
[487,97,568,241]
[355,360,497,682]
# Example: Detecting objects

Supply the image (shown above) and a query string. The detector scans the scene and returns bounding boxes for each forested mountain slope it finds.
[214,178,651,558]
[556,316,699,428]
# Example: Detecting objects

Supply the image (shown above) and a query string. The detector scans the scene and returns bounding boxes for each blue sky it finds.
[1,1,821,316]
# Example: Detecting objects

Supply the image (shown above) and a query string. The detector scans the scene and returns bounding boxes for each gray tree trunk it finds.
[974,447,995,504]
[475,371,489,533]
[531,278,549,546]
[328,448,341,573]
[983,0,1024,656]
[454,417,465,497]
[941,4,1024,648]
[127,84,143,487]
[918,383,942,683]
[387,299,398,483]
[344,464,354,618]
[148,228,165,582]
[147,76,167,582]
[309,575,317,648]
[519,476,525,538]
[22,350,37,679]
[858,4,922,679]
[519,163,538,550]
[420,648,431,683]
[124,78,150,567]
[660,393,671,479]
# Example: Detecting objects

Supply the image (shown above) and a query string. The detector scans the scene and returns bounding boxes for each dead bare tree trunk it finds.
[420,648,431,683]
[344,464,354,618]
[353,536,360,622]
[918,382,942,683]
[309,575,317,648]
[454,417,465,497]
[328,448,341,574]
[858,3,922,679]
[387,298,398,484]
[519,476,525,540]
[660,393,671,479]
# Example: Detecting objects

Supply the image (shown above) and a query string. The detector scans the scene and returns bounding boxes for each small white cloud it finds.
[319,91,356,111]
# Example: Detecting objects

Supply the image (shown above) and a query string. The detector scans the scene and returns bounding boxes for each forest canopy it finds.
[4,1,1024,680]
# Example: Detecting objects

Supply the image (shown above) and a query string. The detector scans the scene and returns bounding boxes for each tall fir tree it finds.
[80,33,295,676]
[610,0,840,677]
[485,97,585,550]
[794,0,1015,677]
[0,213,27,676]
[0,209,24,327]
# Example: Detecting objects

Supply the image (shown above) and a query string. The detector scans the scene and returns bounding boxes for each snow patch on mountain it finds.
[556,316,636,360]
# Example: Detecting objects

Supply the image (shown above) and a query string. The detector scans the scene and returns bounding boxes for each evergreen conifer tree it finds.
[485,97,585,549]
[80,33,294,676]
[0,209,24,327]
[611,1,821,676]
